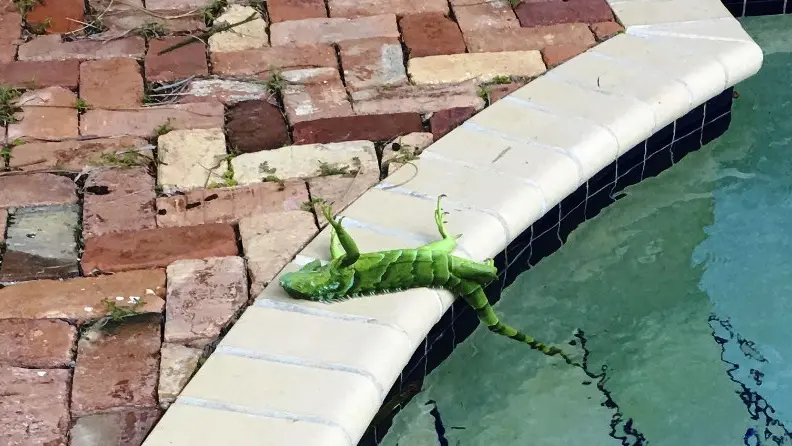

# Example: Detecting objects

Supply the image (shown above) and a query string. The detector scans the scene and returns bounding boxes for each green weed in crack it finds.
[0,87,22,127]
[199,0,229,25]
[208,154,239,188]
[75,98,92,114]
[13,0,43,15]
[136,21,167,39]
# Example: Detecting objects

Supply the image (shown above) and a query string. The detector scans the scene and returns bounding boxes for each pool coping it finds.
[142,1,765,445]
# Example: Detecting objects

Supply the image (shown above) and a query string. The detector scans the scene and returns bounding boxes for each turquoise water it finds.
[382,15,792,446]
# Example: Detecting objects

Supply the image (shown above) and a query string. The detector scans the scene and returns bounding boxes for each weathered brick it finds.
[80,102,225,138]
[0,60,79,88]
[71,315,161,416]
[155,181,309,227]
[83,167,157,239]
[339,37,407,91]
[0,204,80,283]
[0,173,77,208]
[18,34,145,61]
[8,136,152,172]
[591,21,623,41]
[542,43,589,67]
[267,0,327,22]
[231,140,379,183]
[308,171,380,227]
[484,81,525,103]
[0,12,21,45]
[0,367,70,446]
[0,319,76,368]
[146,37,209,82]
[157,344,202,407]
[430,106,477,139]
[146,0,207,11]
[0,44,15,63]
[91,0,202,33]
[328,0,448,17]
[351,82,484,114]
[408,51,545,85]
[452,1,519,32]
[270,14,399,46]
[292,113,424,144]
[515,0,614,27]
[210,45,337,79]
[281,67,353,123]
[463,22,595,53]
[179,79,273,105]
[157,128,228,192]
[81,223,238,274]
[227,100,289,152]
[26,0,85,33]
[8,86,78,141]
[208,5,269,52]
[70,408,161,446]
[239,211,318,295]
[80,58,144,108]
[165,256,248,348]
[399,13,466,58]
[0,269,165,321]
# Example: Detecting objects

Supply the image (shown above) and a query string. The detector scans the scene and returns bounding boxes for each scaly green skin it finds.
[280,195,577,365]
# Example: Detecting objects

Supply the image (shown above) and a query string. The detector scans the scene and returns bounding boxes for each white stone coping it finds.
[143,1,764,444]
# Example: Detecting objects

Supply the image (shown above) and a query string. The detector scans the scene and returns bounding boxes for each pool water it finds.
[382,15,792,446]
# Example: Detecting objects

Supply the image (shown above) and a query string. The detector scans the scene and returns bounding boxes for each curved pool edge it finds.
[142,1,765,445]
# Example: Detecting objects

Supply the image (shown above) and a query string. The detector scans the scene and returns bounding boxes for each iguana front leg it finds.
[329,226,345,260]
[321,204,359,266]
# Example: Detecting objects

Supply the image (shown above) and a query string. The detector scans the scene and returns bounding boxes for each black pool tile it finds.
[786,0,792,13]
[641,144,674,179]
[530,203,560,238]
[403,339,428,379]
[425,328,456,374]
[647,123,674,156]
[675,103,705,137]
[584,181,616,220]
[705,88,734,123]
[559,188,586,243]
[745,0,785,15]
[724,2,745,16]
[702,112,732,145]
[452,306,480,346]
[586,159,617,193]
[527,224,562,266]
[671,129,704,163]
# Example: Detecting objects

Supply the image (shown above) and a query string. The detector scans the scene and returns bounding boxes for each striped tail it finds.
[459,282,579,367]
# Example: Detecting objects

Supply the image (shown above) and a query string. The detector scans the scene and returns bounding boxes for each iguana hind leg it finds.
[329,226,345,260]
[321,203,359,266]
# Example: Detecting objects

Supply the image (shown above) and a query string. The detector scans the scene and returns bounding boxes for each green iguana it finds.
[280,195,578,365]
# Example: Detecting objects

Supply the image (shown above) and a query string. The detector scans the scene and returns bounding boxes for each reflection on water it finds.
[382,15,792,446]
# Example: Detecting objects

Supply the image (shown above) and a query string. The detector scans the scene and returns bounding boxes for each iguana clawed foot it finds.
[435,194,462,241]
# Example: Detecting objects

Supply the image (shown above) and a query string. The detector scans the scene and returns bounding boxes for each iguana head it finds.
[279,259,354,302]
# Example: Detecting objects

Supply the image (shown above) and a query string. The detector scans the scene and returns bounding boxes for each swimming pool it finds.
[379,14,792,446]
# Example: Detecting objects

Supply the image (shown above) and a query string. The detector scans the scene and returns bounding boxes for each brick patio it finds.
[0,0,622,444]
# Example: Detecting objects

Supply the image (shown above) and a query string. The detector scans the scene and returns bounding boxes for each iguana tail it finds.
[452,278,579,367]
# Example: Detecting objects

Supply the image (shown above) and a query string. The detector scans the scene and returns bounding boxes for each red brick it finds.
[270,14,400,46]
[8,87,79,141]
[0,12,21,45]
[452,1,518,32]
[486,81,525,103]
[339,37,407,91]
[210,45,337,79]
[227,100,290,153]
[0,60,79,88]
[81,223,239,274]
[430,106,477,139]
[350,82,483,114]
[399,13,466,58]
[0,367,70,446]
[8,136,152,172]
[80,102,225,138]
[542,43,589,67]
[591,21,623,41]
[0,43,15,63]
[515,0,614,27]
[0,270,165,321]
[145,37,209,82]
[26,0,85,33]
[328,0,448,17]
[292,113,424,144]
[464,22,595,52]
[80,58,143,109]
[268,0,327,22]
[18,34,145,61]
[0,319,76,368]
[71,315,161,416]
[156,181,308,227]
[281,67,353,123]
[0,173,77,208]
[83,167,157,239]
[70,408,161,446]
